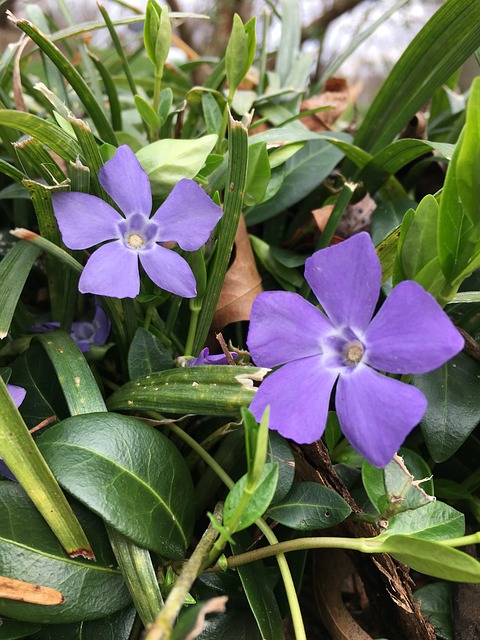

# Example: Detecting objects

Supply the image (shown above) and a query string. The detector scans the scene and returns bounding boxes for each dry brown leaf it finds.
[300,77,358,131]
[184,596,228,640]
[312,204,334,232]
[0,575,65,605]
[212,214,263,330]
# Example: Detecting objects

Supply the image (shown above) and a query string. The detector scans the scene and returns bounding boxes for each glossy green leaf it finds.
[382,501,464,541]
[411,352,480,462]
[0,483,130,623]
[135,94,161,130]
[244,142,270,206]
[0,619,41,639]
[34,606,136,640]
[224,463,279,532]
[232,531,285,640]
[456,76,480,227]
[225,14,249,95]
[352,0,480,155]
[202,92,224,137]
[249,234,303,291]
[414,583,453,640]
[267,482,351,530]
[373,535,480,582]
[247,139,345,224]
[267,431,295,504]
[0,241,40,339]
[36,412,195,559]
[127,327,173,380]
[136,135,217,198]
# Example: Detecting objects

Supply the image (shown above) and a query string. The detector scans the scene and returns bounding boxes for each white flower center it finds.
[344,340,364,366]
[126,232,145,249]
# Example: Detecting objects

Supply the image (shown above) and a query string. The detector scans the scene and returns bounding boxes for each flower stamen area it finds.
[343,340,364,367]
[126,232,145,249]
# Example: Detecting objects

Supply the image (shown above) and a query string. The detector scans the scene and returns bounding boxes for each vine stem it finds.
[143,503,223,640]
[163,422,307,640]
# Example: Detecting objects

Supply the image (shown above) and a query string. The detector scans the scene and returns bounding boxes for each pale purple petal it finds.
[92,304,111,346]
[79,242,140,298]
[7,384,26,408]
[187,347,238,366]
[249,357,338,444]
[364,281,464,374]
[151,179,223,250]
[139,245,197,298]
[0,459,16,482]
[99,145,152,217]
[52,191,121,250]
[336,366,427,467]
[304,233,381,332]
[247,291,333,368]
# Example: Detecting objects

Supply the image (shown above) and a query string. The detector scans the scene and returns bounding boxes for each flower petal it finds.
[92,304,111,346]
[364,280,464,374]
[52,192,121,250]
[304,232,381,332]
[0,459,16,482]
[139,245,197,298]
[99,145,152,217]
[79,242,140,298]
[247,291,333,368]
[7,383,26,408]
[336,366,427,467]
[249,357,338,444]
[151,179,223,250]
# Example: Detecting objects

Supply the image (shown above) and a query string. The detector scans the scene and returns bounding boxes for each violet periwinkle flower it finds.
[31,303,111,353]
[186,347,238,366]
[247,233,464,467]
[52,145,223,299]
[1,384,26,481]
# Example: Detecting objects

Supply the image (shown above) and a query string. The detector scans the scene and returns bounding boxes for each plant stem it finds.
[143,504,223,640]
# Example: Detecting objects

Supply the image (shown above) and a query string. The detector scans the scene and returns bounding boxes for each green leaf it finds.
[33,606,136,640]
[352,0,480,155]
[0,241,40,339]
[202,92,224,137]
[267,431,295,504]
[374,535,480,582]
[242,407,270,492]
[0,378,93,559]
[244,142,270,206]
[414,583,453,640]
[136,135,217,198]
[247,139,345,224]
[0,619,41,639]
[225,14,249,96]
[411,352,480,462]
[383,455,434,512]
[224,463,279,532]
[127,327,173,379]
[456,76,480,227]
[267,482,352,530]
[249,234,303,291]
[232,531,285,640]
[275,0,300,84]
[382,501,464,541]
[108,366,264,416]
[36,412,195,559]
[0,483,131,623]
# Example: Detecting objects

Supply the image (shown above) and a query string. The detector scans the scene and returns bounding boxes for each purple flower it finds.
[52,145,223,299]
[31,302,111,353]
[186,347,238,366]
[247,233,464,467]
[1,384,26,481]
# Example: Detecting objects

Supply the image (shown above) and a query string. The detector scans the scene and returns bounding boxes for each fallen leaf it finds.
[300,77,359,131]
[0,575,65,605]
[212,214,263,330]
[184,596,228,640]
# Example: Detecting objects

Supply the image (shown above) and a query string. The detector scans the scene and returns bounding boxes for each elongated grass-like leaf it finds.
[14,136,66,185]
[10,15,117,145]
[0,110,80,161]
[352,0,480,155]
[0,378,94,559]
[192,114,248,354]
[0,240,40,339]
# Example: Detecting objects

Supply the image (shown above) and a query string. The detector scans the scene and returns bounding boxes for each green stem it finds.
[143,503,223,640]
[163,422,307,640]
[184,306,200,356]
[434,531,480,547]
